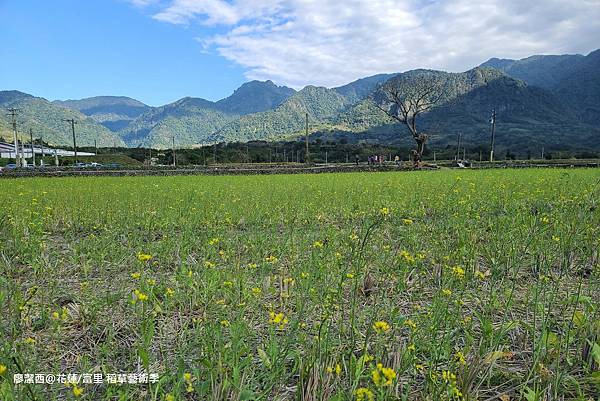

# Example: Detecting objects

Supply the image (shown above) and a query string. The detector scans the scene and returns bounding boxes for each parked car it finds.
[85,162,103,168]
[74,162,87,168]
[5,163,17,169]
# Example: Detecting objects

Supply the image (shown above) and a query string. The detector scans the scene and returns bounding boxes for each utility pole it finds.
[40,133,45,166]
[30,128,36,166]
[541,146,544,160]
[94,139,98,155]
[489,109,496,162]
[305,112,310,163]
[213,143,217,164]
[455,132,462,161]
[7,108,20,166]
[172,136,176,167]
[63,119,78,163]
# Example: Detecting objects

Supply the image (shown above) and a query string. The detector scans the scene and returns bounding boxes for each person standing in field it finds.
[394,155,400,166]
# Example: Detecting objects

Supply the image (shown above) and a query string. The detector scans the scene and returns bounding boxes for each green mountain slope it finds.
[325,68,600,153]
[480,54,584,89]
[117,97,237,148]
[334,73,398,104]
[0,91,126,147]
[210,85,351,143]
[54,96,152,132]
[481,50,600,125]
[554,50,600,124]
[215,80,295,114]
[116,80,296,148]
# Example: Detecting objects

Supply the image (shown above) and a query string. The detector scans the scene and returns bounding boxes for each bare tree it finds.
[373,73,445,165]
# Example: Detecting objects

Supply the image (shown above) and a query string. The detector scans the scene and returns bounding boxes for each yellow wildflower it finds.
[452,266,465,279]
[373,321,391,333]
[137,252,152,263]
[268,311,288,329]
[265,255,278,263]
[402,218,413,225]
[399,250,415,264]
[355,387,375,401]
[313,241,324,248]
[404,319,417,331]
[335,363,342,376]
[0,364,7,375]
[72,385,84,397]
[133,289,148,302]
[455,351,466,365]
[380,207,390,216]
[372,363,396,386]
[131,272,141,279]
[220,320,230,327]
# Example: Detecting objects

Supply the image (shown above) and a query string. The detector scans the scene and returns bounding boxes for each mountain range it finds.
[1,49,598,152]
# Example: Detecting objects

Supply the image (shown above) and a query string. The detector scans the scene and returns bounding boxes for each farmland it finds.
[0,168,599,400]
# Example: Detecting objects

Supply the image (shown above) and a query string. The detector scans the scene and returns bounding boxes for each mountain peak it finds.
[216,80,295,115]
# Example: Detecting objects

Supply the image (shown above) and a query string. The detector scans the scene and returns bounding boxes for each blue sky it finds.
[0,0,247,106]
[2,0,599,107]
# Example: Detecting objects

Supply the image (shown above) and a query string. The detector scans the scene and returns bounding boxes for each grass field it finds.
[1,169,599,401]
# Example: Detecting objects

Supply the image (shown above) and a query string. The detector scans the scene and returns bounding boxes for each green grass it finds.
[1,169,599,400]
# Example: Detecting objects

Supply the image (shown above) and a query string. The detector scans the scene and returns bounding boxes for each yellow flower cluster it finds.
[268,311,289,329]
[355,387,375,401]
[452,266,465,279]
[137,252,152,263]
[373,320,391,334]
[133,289,148,303]
[183,372,194,393]
[371,363,396,386]
[404,319,417,331]
[399,250,415,264]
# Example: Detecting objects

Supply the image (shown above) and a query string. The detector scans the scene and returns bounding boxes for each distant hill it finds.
[215,80,295,115]
[116,80,296,148]
[326,67,600,153]
[480,50,600,125]
[210,85,350,143]
[3,48,599,150]
[54,96,152,131]
[0,91,126,147]
[334,73,398,104]
[118,97,238,148]
[553,50,600,124]
[480,54,584,89]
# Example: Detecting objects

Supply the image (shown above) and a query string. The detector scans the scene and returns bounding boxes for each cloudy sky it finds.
[1,0,599,105]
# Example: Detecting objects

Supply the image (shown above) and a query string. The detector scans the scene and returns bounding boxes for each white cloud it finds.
[135,0,600,88]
